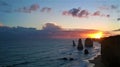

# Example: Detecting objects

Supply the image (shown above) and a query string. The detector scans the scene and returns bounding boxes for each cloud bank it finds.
[42,23,62,31]
[62,7,110,18]
[0,22,111,40]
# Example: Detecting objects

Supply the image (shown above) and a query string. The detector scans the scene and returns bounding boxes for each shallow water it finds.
[0,39,100,67]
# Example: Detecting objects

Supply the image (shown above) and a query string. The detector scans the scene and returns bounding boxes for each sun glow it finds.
[88,32,103,39]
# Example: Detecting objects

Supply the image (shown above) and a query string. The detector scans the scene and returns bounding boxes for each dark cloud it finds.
[0,1,51,14]
[63,8,89,18]
[106,15,110,17]
[92,11,110,17]
[78,10,89,17]
[62,7,109,18]
[42,23,62,31]
[69,8,80,16]
[41,7,52,12]
[15,4,40,13]
[15,4,52,13]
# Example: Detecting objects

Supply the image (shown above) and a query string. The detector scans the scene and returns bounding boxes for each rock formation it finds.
[77,38,83,50]
[72,40,76,47]
[58,57,74,61]
[84,49,89,54]
[100,35,120,67]
[85,38,93,47]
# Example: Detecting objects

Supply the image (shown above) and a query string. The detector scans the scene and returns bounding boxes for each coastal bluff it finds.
[100,35,120,67]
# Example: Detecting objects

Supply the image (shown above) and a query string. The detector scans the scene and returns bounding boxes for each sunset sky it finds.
[0,0,120,31]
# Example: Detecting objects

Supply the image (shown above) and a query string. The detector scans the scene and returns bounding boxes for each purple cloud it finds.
[69,8,80,16]
[15,4,52,13]
[15,4,40,13]
[62,7,109,18]
[78,10,89,17]
[93,11,101,16]
[62,11,70,15]
[42,23,62,31]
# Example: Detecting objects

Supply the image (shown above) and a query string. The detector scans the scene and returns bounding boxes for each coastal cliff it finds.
[90,35,120,67]
[101,35,120,67]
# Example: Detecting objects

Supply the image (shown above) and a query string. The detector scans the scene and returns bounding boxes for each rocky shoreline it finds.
[89,55,105,67]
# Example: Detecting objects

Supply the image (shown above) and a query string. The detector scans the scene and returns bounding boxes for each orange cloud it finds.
[42,23,111,39]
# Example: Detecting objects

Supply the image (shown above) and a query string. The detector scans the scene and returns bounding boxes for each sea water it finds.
[0,39,100,67]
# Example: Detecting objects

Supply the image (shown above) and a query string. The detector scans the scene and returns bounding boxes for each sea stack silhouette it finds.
[85,38,93,47]
[72,40,76,47]
[77,38,83,50]
[84,49,89,55]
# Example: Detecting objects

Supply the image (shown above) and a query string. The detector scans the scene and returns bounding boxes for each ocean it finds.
[0,39,101,67]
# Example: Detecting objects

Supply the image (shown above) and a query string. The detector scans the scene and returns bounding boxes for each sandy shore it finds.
[89,55,106,67]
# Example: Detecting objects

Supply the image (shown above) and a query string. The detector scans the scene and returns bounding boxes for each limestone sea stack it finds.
[84,49,89,54]
[85,38,93,47]
[72,40,76,47]
[77,38,83,50]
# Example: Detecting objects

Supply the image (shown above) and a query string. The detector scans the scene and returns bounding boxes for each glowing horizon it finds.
[88,32,103,39]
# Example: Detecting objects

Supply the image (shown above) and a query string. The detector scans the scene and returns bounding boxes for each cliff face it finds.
[100,35,120,67]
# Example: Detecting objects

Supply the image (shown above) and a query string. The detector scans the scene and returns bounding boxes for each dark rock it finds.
[59,57,68,60]
[84,49,89,54]
[58,57,74,61]
[100,35,120,67]
[85,38,93,47]
[72,40,76,47]
[69,58,74,61]
[89,55,106,67]
[77,38,83,50]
